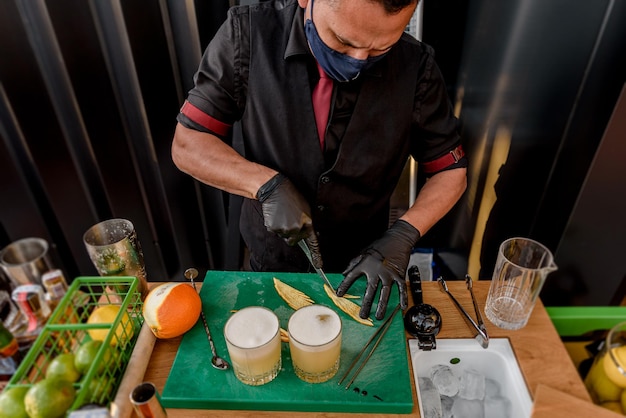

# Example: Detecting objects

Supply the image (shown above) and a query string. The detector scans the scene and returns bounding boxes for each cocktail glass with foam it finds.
[288,305,342,383]
[224,306,281,386]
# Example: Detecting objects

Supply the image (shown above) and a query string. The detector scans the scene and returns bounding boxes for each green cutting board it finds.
[161,271,413,414]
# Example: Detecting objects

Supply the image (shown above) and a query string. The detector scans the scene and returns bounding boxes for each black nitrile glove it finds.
[256,173,322,268]
[337,220,420,320]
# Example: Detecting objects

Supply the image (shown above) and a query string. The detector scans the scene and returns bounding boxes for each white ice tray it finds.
[409,338,532,418]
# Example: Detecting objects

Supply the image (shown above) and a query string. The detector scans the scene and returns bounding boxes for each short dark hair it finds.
[376,0,418,14]
[325,0,417,14]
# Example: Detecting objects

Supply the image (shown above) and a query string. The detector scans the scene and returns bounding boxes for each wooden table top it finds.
[141,280,592,417]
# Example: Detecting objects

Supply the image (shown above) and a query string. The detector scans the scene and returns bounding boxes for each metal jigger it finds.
[129,382,167,418]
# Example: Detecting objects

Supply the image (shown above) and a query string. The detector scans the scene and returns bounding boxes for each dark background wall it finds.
[420,0,626,306]
[1,0,625,306]
[0,0,233,284]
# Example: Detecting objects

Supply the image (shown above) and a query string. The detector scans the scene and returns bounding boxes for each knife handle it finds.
[407,265,423,306]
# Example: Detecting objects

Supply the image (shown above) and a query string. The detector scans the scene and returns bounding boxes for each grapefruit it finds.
[24,378,75,418]
[87,304,134,346]
[143,282,202,339]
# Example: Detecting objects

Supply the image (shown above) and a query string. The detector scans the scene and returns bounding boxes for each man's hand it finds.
[256,173,322,268]
[337,220,420,320]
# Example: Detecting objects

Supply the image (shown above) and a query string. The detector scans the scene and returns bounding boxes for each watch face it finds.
[403,304,442,337]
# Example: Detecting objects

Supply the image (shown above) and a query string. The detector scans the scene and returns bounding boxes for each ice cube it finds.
[418,377,443,418]
[440,395,454,418]
[451,398,484,418]
[484,396,512,418]
[458,368,486,400]
[484,378,501,397]
[430,364,459,397]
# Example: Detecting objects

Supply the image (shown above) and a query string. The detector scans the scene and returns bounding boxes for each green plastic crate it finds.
[5,277,143,412]
[546,306,626,337]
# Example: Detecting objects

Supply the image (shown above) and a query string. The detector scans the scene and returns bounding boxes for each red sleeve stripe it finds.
[420,145,465,174]
[180,101,232,137]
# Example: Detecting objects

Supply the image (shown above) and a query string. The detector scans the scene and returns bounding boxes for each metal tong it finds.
[438,275,489,349]
[338,304,401,389]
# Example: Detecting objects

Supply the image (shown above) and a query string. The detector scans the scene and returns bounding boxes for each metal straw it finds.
[338,304,401,389]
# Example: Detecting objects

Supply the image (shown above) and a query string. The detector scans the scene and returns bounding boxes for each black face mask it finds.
[304,0,387,82]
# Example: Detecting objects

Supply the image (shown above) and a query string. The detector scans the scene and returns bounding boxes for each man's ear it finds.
[298,0,309,9]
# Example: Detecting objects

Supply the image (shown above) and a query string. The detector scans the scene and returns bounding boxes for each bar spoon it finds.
[185,268,230,370]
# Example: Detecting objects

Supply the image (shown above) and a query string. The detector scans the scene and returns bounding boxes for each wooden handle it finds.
[110,322,157,418]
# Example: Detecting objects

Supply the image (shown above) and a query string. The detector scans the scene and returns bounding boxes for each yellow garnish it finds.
[273,277,314,310]
[323,284,373,327]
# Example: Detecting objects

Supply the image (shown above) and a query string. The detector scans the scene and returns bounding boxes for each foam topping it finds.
[225,306,279,348]
[288,305,341,346]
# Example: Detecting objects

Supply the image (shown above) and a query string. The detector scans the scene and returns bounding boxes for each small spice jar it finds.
[41,269,68,309]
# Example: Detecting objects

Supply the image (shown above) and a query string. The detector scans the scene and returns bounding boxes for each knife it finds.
[297,239,335,292]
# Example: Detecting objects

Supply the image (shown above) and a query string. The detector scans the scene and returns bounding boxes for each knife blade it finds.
[297,239,335,291]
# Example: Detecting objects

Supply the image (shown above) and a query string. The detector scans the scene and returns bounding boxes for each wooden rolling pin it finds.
[110,322,157,418]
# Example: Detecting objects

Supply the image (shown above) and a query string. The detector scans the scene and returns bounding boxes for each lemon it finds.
[46,353,81,383]
[0,386,29,418]
[603,347,626,388]
[24,378,76,418]
[601,401,624,414]
[74,340,112,375]
[586,355,624,402]
[620,388,626,413]
[87,305,134,346]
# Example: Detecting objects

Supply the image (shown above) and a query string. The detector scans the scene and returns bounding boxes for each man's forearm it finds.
[171,123,277,199]
[399,167,467,236]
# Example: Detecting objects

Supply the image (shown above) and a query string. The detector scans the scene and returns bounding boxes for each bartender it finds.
[171,0,467,321]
